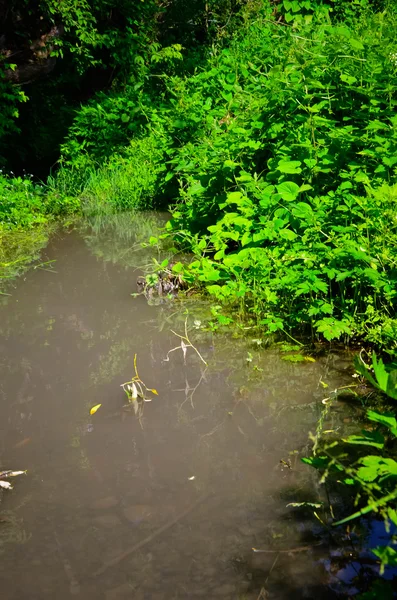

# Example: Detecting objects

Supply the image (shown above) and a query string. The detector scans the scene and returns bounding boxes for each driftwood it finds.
[93,491,211,577]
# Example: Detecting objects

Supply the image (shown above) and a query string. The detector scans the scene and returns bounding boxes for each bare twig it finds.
[252,541,323,555]
[93,492,211,577]
[164,318,207,366]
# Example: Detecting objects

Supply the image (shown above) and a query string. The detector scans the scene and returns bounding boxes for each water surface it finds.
[0,224,363,599]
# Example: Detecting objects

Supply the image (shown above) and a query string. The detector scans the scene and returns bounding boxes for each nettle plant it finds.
[163,6,397,349]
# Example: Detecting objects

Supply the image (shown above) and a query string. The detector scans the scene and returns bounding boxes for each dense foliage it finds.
[62,0,397,352]
[0,0,247,172]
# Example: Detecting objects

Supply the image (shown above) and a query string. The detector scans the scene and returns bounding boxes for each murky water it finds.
[0,222,370,599]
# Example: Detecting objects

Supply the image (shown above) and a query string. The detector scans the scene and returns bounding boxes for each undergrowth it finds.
[50,0,397,354]
[2,0,397,354]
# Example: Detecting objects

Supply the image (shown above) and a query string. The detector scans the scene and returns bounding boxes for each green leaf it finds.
[226,191,244,204]
[372,352,389,392]
[292,202,313,219]
[340,73,357,85]
[349,38,364,51]
[301,456,330,469]
[277,160,302,174]
[343,430,384,450]
[221,91,233,102]
[334,488,397,526]
[276,181,300,201]
[316,318,352,341]
[367,410,397,434]
[372,546,397,574]
[279,228,298,241]
[356,455,397,482]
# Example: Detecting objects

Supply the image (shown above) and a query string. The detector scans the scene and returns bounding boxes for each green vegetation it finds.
[2,1,397,588]
[4,0,397,351]
[305,352,397,577]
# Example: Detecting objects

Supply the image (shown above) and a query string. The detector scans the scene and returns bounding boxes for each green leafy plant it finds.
[304,352,397,573]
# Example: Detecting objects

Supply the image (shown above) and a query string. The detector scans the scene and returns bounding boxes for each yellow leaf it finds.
[148,388,158,395]
[320,380,329,388]
[90,404,102,416]
[304,356,316,362]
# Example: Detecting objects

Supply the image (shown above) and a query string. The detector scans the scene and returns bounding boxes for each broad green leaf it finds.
[301,456,330,469]
[226,191,244,204]
[279,228,297,241]
[276,181,300,201]
[340,73,357,85]
[292,202,313,219]
[356,455,397,482]
[343,430,384,450]
[277,160,302,174]
[367,410,397,434]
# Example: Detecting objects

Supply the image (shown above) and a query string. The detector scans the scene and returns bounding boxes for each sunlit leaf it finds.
[367,410,397,435]
[343,430,384,449]
[276,181,300,201]
[90,403,102,415]
[277,160,302,174]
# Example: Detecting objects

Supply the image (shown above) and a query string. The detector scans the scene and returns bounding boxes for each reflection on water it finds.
[0,222,378,599]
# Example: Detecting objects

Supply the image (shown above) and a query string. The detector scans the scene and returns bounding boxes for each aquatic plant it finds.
[120,354,158,424]
[304,353,397,573]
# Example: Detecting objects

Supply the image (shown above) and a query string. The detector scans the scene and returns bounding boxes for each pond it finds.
[0,218,378,599]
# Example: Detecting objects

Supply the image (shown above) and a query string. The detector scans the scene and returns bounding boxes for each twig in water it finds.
[175,367,208,411]
[252,541,323,555]
[265,553,280,585]
[93,491,211,577]
[164,318,207,366]
[54,531,80,596]
[256,587,269,599]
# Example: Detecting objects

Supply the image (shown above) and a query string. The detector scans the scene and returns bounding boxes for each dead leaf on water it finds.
[14,437,31,448]
[0,470,26,478]
[0,481,13,490]
[90,404,102,416]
